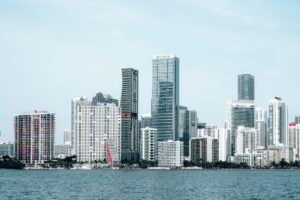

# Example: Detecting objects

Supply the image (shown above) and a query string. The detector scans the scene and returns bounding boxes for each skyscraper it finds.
[121,68,139,162]
[14,111,55,164]
[71,96,89,154]
[226,100,255,155]
[216,128,231,161]
[178,106,198,157]
[151,54,179,141]
[238,74,255,101]
[255,107,268,148]
[288,123,300,160]
[268,97,288,146]
[178,106,188,142]
[63,129,71,145]
[235,126,257,154]
[71,96,121,165]
[295,116,300,125]
[140,114,152,129]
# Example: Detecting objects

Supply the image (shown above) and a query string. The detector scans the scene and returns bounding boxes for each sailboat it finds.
[105,139,113,165]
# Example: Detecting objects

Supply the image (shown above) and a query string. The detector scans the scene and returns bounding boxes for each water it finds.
[0,169,299,200]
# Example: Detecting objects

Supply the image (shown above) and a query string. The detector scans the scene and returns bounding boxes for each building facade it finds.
[158,140,183,167]
[63,129,71,145]
[151,54,179,141]
[217,128,231,161]
[140,127,158,162]
[255,107,268,148]
[72,96,121,165]
[234,150,262,167]
[268,97,288,146]
[121,68,139,162]
[190,136,219,164]
[235,126,257,154]
[0,142,14,157]
[257,145,295,165]
[178,107,199,157]
[92,92,119,106]
[54,144,71,158]
[226,100,255,155]
[141,114,152,129]
[238,74,255,101]
[289,123,300,160]
[295,116,300,125]
[14,111,55,164]
[71,96,89,154]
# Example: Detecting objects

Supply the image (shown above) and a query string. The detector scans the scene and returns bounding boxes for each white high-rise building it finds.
[235,126,257,154]
[63,129,71,145]
[140,127,158,162]
[255,107,268,148]
[71,96,89,154]
[216,128,230,161]
[71,97,121,165]
[289,123,300,160]
[268,97,288,146]
[158,140,183,167]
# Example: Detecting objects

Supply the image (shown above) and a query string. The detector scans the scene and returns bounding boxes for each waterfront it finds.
[0,170,299,200]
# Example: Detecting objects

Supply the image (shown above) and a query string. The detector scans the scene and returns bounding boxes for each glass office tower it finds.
[226,100,255,155]
[238,74,255,101]
[151,54,179,141]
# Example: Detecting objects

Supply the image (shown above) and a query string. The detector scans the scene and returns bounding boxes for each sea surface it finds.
[0,169,299,200]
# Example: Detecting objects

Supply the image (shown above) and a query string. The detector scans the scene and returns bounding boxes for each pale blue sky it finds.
[1,0,300,144]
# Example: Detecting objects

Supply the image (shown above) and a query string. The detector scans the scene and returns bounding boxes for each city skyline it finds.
[1,1,300,144]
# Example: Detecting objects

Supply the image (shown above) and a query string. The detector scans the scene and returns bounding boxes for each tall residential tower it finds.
[121,68,139,162]
[14,111,55,164]
[71,96,121,165]
[268,97,288,146]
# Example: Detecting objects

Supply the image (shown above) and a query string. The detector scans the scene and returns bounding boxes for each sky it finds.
[1,0,300,144]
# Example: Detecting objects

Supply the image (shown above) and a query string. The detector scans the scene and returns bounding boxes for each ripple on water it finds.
[0,170,300,200]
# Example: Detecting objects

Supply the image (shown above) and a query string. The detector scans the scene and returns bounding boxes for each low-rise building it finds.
[257,145,295,166]
[54,144,72,159]
[0,142,15,157]
[234,149,262,167]
[158,140,183,167]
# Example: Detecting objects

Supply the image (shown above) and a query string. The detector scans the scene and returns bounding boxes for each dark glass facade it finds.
[151,54,179,141]
[121,68,139,162]
[238,74,255,101]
